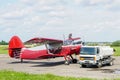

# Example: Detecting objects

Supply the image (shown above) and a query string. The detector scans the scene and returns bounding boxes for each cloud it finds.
[74,0,83,5]
[48,11,66,17]
[46,18,64,26]
[74,0,112,5]
[0,0,120,42]
[73,0,120,12]
[89,0,111,5]
[3,28,12,33]
[1,10,24,18]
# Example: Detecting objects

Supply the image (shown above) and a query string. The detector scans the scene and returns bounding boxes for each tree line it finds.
[0,40,120,46]
[86,40,120,47]
[111,40,120,47]
[0,40,8,45]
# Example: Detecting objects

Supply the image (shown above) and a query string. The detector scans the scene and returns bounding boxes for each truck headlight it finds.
[94,57,96,61]
[80,57,84,60]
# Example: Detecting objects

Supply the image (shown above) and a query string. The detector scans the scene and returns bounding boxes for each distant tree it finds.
[86,42,112,46]
[86,42,99,46]
[111,40,120,47]
[0,40,8,45]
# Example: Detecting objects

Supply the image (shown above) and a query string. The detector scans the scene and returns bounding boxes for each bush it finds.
[111,40,120,47]
[0,40,8,45]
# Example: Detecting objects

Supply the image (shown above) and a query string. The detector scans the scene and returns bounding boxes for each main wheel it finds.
[20,58,23,63]
[65,60,70,65]
[72,59,78,63]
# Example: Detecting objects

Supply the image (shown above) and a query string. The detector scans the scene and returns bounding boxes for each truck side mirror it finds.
[113,49,116,52]
[97,48,99,54]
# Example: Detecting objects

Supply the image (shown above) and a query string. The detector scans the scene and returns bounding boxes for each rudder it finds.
[9,36,25,58]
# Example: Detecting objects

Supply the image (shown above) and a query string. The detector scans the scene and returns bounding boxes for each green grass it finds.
[112,47,120,56]
[0,70,93,80]
[0,45,8,54]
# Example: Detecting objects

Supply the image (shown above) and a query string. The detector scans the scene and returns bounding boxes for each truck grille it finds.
[80,57,94,60]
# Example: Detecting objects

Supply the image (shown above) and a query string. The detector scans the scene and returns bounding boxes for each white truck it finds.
[79,46,114,68]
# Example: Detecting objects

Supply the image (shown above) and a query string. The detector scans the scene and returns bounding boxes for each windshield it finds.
[80,47,96,55]
[28,45,46,50]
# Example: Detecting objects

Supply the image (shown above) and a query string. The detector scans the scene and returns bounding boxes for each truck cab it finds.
[79,46,114,68]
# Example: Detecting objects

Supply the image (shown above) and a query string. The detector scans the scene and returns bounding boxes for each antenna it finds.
[63,34,65,41]
[68,33,72,39]
[63,34,65,45]
[82,35,85,45]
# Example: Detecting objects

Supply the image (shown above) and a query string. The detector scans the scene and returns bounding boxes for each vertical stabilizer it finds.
[9,36,24,58]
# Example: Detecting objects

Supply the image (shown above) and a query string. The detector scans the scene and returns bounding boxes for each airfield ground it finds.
[0,54,120,79]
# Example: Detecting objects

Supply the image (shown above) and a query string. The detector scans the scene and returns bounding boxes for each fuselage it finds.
[20,44,81,60]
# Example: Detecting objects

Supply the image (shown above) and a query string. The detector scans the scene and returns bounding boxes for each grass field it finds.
[112,47,120,56]
[0,70,93,80]
[0,45,8,54]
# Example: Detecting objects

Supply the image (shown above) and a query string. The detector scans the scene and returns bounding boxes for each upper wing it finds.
[25,37,63,44]
[64,37,81,45]
[67,37,80,41]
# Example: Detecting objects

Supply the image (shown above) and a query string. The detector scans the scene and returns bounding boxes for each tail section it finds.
[9,36,25,58]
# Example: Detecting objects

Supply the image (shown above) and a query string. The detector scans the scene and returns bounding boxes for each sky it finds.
[0,0,120,42]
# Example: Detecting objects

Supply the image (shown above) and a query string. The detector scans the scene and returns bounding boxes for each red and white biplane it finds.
[8,34,81,65]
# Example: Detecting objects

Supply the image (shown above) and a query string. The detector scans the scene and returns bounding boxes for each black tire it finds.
[96,61,102,68]
[65,60,70,65]
[81,64,86,68]
[72,59,78,63]
[108,61,114,66]
[20,59,23,63]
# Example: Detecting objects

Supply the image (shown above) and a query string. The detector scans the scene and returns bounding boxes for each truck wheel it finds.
[81,64,86,68]
[97,61,102,68]
[108,61,114,66]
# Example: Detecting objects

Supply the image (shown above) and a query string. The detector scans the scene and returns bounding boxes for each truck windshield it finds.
[80,47,96,55]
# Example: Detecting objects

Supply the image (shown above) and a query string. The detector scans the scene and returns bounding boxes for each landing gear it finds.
[64,56,71,65]
[65,60,70,65]
[64,55,78,65]
[72,59,78,63]
[20,58,23,63]
[70,55,78,63]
